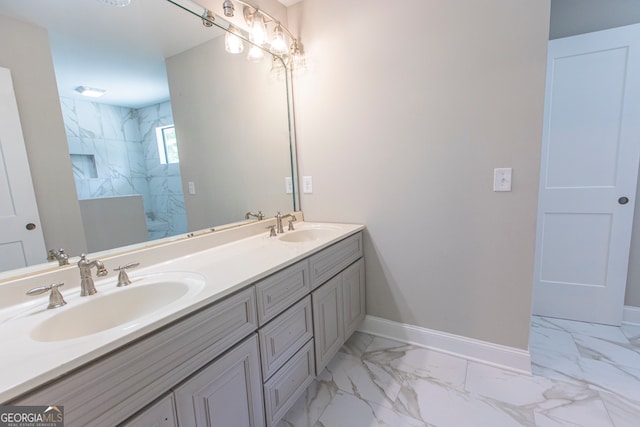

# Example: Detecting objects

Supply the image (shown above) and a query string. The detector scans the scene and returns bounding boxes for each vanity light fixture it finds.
[270,55,286,79]
[270,24,288,55]
[245,7,268,46]
[202,8,214,27]
[225,25,245,54]
[222,0,235,17]
[193,0,307,70]
[247,45,265,62]
[75,86,106,98]
[289,40,306,73]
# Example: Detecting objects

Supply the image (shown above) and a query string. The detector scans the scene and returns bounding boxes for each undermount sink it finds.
[30,272,205,342]
[278,227,338,243]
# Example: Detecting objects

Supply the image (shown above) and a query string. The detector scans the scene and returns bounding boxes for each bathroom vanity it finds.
[0,219,365,427]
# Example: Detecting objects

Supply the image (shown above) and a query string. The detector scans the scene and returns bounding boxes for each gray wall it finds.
[549,0,640,308]
[167,35,293,230]
[550,0,640,39]
[290,0,551,350]
[0,15,87,256]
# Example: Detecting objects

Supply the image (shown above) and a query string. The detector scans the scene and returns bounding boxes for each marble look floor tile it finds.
[395,374,535,427]
[315,390,428,427]
[532,348,640,402]
[572,333,640,368]
[363,338,468,388]
[599,390,640,427]
[620,324,640,348]
[533,392,614,427]
[281,317,640,427]
[339,331,374,358]
[465,361,556,406]
[531,316,568,332]
[536,317,629,344]
[323,351,402,409]
[530,323,581,359]
[364,335,410,352]
[275,379,337,427]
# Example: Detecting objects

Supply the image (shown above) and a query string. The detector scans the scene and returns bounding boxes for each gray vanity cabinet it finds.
[309,232,363,289]
[312,257,366,374]
[121,394,177,427]
[255,260,311,326]
[263,339,315,425]
[173,334,265,427]
[255,262,316,427]
[311,274,344,373]
[258,296,314,380]
[12,287,258,427]
[10,231,365,427]
[342,258,366,339]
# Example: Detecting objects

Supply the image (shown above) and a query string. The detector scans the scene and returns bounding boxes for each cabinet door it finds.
[312,275,344,374]
[342,258,366,339]
[174,335,265,427]
[121,394,177,427]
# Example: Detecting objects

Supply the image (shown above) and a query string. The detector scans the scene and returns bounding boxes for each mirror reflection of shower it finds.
[63,95,188,252]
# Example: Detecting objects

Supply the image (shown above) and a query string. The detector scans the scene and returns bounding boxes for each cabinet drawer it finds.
[258,296,313,381]
[255,260,311,325]
[12,287,257,427]
[263,339,315,427]
[309,232,362,289]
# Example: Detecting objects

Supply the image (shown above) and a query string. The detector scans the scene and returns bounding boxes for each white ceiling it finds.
[0,0,226,108]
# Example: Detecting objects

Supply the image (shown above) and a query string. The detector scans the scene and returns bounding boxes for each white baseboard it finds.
[358,315,532,375]
[623,305,640,325]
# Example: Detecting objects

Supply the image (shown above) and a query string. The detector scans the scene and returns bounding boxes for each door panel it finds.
[533,24,640,325]
[545,48,627,189]
[0,67,46,271]
[539,213,611,286]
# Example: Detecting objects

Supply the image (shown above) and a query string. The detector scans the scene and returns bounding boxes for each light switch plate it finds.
[493,168,512,192]
[285,177,293,194]
[188,181,196,195]
[303,176,313,194]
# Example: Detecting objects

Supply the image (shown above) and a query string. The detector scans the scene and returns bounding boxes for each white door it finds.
[532,24,640,325]
[0,67,47,272]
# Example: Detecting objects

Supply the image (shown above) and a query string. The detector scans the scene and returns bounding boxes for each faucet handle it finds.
[288,219,296,231]
[26,283,67,309]
[114,262,140,287]
[267,225,277,237]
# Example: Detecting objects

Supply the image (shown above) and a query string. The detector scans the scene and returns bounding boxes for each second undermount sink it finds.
[30,272,205,342]
[278,226,339,243]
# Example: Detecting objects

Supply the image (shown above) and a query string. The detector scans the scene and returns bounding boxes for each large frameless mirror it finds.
[0,0,298,279]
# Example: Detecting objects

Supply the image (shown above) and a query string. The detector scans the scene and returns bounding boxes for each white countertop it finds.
[0,221,364,402]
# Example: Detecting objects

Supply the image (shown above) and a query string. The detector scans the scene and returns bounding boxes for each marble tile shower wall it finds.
[138,102,187,239]
[61,97,187,240]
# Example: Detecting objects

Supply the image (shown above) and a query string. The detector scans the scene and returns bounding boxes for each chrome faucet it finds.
[275,212,297,234]
[47,248,69,266]
[77,254,108,296]
[245,211,264,220]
